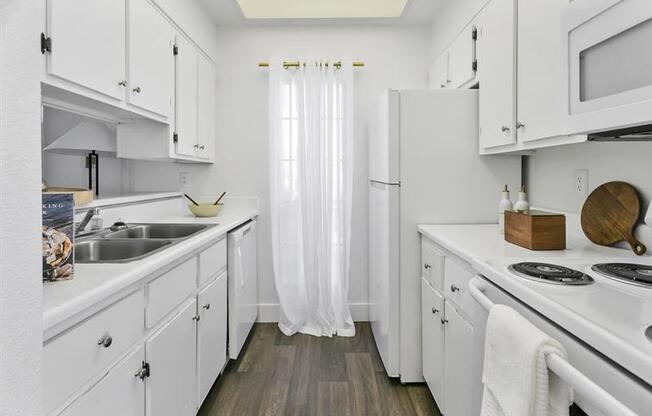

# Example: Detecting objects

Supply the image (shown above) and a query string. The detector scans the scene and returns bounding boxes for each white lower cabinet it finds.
[47,239,231,416]
[443,300,476,416]
[421,278,445,410]
[420,237,483,416]
[60,345,145,416]
[197,273,228,405]
[146,299,198,416]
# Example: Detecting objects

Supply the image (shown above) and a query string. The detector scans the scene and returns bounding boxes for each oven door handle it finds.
[468,277,638,416]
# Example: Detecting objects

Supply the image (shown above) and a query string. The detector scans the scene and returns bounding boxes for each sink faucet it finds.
[75,208,100,236]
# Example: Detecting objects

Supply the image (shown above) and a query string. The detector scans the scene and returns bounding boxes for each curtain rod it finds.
[258,61,364,69]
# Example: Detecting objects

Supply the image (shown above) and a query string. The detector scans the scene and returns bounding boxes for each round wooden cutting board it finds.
[581,181,647,255]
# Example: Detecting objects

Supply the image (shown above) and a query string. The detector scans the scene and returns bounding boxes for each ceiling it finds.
[199,0,444,26]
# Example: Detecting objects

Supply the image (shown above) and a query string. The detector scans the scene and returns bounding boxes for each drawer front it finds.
[199,238,227,285]
[43,290,144,415]
[421,238,445,291]
[444,257,475,319]
[146,257,197,328]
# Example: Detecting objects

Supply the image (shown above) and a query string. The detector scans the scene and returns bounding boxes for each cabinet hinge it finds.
[40,33,51,54]
[472,59,478,72]
[173,133,178,143]
[471,27,478,41]
[173,45,178,56]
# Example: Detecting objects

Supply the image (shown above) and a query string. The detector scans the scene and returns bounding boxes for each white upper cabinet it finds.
[46,0,126,100]
[517,0,570,142]
[175,34,200,158]
[197,54,216,161]
[448,25,477,89]
[476,0,517,149]
[128,0,174,117]
[429,52,450,89]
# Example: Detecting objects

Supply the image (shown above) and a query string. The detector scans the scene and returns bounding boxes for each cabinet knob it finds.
[450,284,460,293]
[192,315,201,322]
[193,144,199,149]
[132,86,141,94]
[199,145,205,150]
[440,318,448,325]
[501,126,511,133]
[431,307,439,315]
[440,84,446,88]
[202,303,211,310]
[118,80,127,87]
[424,263,432,270]
[97,335,113,348]
[516,122,525,129]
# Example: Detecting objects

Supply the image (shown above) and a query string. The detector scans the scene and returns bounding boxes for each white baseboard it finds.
[256,303,369,323]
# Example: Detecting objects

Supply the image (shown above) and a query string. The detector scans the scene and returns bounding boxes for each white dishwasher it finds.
[227,219,258,359]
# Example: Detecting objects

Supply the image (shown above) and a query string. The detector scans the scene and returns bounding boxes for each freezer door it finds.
[369,90,400,183]
[368,180,400,377]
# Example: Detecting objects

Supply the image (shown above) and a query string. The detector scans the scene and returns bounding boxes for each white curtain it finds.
[268,58,355,337]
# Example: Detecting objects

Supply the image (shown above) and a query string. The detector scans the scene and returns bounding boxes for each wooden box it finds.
[505,210,566,250]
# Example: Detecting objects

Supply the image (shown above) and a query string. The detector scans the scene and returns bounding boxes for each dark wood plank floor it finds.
[198,322,441,416]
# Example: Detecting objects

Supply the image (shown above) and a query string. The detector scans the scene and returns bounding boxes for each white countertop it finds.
[417,224,641,264]
[43,208,257,338]
[418,223,652,385]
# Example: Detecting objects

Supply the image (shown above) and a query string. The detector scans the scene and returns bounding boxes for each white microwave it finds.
[564,0,652,137]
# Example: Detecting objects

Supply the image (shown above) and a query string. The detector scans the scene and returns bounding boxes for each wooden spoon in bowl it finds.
[213,192,226,205]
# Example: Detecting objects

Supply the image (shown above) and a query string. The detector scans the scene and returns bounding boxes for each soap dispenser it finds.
[498,185,513,234]
[514,185,530,213]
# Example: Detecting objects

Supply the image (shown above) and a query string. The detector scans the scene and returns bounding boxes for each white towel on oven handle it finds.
[480,304,574,416]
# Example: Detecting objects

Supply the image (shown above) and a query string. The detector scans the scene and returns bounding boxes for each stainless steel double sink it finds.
[75,223,214,263]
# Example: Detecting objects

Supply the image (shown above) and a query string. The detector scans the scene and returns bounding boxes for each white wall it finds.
[128,25,431,318]
[0,0,43,414]
[527,142,652,215]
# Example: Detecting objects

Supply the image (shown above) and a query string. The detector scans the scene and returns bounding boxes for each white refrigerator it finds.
[368,89,521,382]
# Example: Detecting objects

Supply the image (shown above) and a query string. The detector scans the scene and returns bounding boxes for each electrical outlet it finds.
[179,171,190,190]
[574,169,588,197]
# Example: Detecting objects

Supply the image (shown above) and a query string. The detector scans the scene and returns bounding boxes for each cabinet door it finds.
[197,55,216,161]
[60,345,145,416]
[517,0,569,142]
[421,278,445,410]
[197,273,227,405]
[476,0,516,149]
[47,0,126,100]
[146,300,197,416]
[429,52,449,89]
[174,35,199,157]
[444,301,479,416]
[449,25,477,88]
[128,0,174,117]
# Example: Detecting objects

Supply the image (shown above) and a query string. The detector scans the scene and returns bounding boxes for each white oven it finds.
[564,0,652,137]
[469,276,652,416]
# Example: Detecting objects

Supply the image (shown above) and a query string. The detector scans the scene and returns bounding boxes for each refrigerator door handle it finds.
[369,179,401,186]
